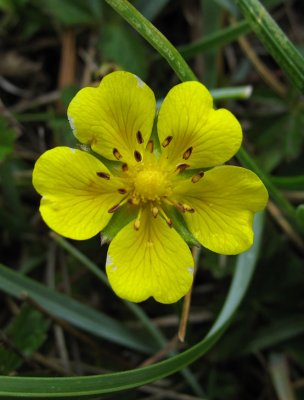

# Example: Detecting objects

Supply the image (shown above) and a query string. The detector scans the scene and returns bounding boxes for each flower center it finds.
[134,168,169,201]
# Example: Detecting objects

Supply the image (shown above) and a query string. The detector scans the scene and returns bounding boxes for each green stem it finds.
[104,0,197,82]
[178,20,250,59]
[270,175,304,190]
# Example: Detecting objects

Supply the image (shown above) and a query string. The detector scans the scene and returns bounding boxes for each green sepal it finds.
[101,204,137,242]
[165,206,200,247]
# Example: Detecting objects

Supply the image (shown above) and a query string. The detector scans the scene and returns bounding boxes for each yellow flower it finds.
[32,71,268,304]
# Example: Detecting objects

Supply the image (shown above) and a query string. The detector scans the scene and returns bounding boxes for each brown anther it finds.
[122,163,128,172]
[167,219,173,228]
[151,206,159,218]
[183,204,195,213]
[113,148,122,160]
[96,172,110,180]
[147,139,154,153]
[136,130,144,144]
[134,150,142,162]
[134,219,140,231]
[176,163,190,173]
[108,204,121,213]
[118,188,127,194]
[183,146,193,160]
[162,135,173,147]
[191,171,204,183]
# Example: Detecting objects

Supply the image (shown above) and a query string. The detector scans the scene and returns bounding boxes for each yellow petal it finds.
[106,207,194,304]
[32,147,124,240]
[173,166,268,254]
[67,71,156,164]
[157,81,242,168]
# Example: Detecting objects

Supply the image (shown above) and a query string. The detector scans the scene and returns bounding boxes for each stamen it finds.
[134,208,143,231]
[136,130,144,144]
[122,163,128,172]
[175,202,186,212]
[183,146,193,160]
[164,198,195,213]
[151,206,159,218]
[108,197,128,213]
[183,204,195,213]
[191,171,204,183]
[96,172,110,180]
[175,163,190,173]
[147,139,154,153]
[134,150,142,162]
[118,188,127,194]
[159,208,173,227]
[113,148,122,160]
[162,135,173,147]
[108,203,121,213]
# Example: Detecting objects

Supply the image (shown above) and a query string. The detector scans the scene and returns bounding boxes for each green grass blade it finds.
[234,0,304,92]
[211,85,252,100]
[0,213,264,398]
[270,175,304,190]
[0,264,157,353]
[104,0,196,82]
[178,18,250,59]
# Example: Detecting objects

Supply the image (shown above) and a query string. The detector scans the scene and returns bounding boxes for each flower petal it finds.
[67,71,156,164]
[157,81,242,168]
[173,166,268,254]
[32,147,124,240]
[106,207,194,303]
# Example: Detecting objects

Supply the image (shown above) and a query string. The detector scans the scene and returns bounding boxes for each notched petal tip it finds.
[106,209,194,304]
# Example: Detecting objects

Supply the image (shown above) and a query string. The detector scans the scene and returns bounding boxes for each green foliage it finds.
[0,0,303,398]
[0,118,16,162]
[99,22,148,78]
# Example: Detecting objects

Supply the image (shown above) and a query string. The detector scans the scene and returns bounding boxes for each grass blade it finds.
[0,264,157,353]
[0,213,264,398]
[234,0,304,92]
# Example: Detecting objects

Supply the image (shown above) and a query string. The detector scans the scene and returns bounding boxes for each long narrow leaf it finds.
[234,0,304,92]
[0,213,264,398]
[0,265,157,353]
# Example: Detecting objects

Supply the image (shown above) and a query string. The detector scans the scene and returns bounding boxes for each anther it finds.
[175,163,190,173]
[118,188,127,194]
[162,135,173,147]
[108,197,129,213]
[183,146,193,160]
[183,204,195,213]
[134,150,142,162]
[134,208,142,230]
[167,219,173,227]
[151,206,159,218]
[122,163,128,172]
[113,148,122,160]
[191,171,204,183]
[108,203,121,213]
[147,139,154,153]
[96,172,110,180]
[136,130,144,144]
[134,219,141,231]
